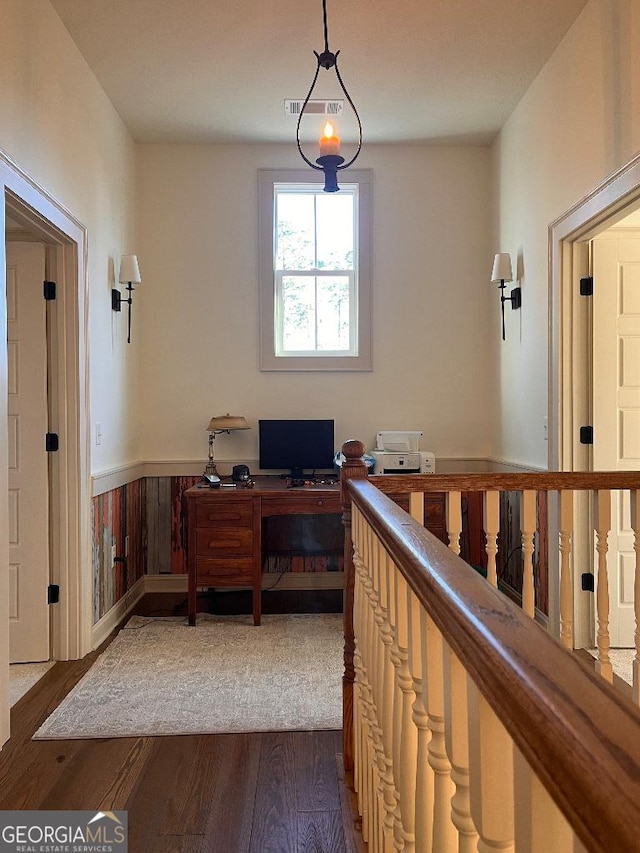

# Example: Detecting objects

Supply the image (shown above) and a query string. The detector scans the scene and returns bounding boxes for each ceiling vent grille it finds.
[284,99,344,116]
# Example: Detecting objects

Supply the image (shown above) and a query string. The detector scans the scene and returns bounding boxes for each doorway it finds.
[5,239,50,663]
[550,151,640,650]
[0,152,91,748]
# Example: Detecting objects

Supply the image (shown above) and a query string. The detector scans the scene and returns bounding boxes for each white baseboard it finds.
[91,577,146,649]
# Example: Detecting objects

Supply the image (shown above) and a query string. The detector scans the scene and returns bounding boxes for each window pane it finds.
[281,276,315,351]
[317,276,350,350]
[276,194,315,270]
[316,194,354,270]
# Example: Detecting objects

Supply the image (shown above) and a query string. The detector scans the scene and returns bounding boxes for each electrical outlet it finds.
[111,543,117,567]
[95,422,102,446]
[543,417,548,442]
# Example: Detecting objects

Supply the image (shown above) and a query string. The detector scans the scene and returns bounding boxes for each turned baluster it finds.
[443,646,479,853]
[595,489,613,683]
[410,491,424,525]
[467,682,515,853]
[631,490,640,705]
[408,588,431,853]
[377,549,398,852]
[559,490,574,649]
[447,491,463,556]
[484,491,500,588]
[513,748,575,853]
[423,613,457,852]
[394,568,417,853]
[521,490,537,618]
[370,529,388,852]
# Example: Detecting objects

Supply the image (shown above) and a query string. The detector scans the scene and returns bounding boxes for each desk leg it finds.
[188,568,196,627]
[253,582,261,626]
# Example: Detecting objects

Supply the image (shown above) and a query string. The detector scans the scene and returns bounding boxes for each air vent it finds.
[284,99,344,116]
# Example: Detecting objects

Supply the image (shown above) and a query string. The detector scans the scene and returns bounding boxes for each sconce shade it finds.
[206,414,250,432]
[119,254,142,284]
[491,253,513,283]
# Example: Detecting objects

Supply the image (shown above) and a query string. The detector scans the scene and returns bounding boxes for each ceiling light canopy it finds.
[296,0,362,192]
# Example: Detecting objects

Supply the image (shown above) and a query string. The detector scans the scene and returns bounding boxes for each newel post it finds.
[341,439,368,773]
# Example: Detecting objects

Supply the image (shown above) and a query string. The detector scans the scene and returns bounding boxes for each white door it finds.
[592,231,640,647]
[6,242,50,662]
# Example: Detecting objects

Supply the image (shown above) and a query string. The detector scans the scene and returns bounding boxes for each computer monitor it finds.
[258,419,335,478]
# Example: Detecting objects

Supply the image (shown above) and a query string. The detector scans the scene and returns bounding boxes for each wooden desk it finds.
[184,477,342,626]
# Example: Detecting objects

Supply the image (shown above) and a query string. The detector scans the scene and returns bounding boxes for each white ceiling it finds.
[49,0,588,146]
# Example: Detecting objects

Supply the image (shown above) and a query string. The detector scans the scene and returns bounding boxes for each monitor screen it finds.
[259,419,335,477]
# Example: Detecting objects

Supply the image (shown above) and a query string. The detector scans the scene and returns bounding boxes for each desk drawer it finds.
[195,500,253,528]
[196,528,253,555]
[261,493,341,516]
[195,557,253,585]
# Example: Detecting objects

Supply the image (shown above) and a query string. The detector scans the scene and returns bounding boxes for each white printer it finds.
[371,431,435,474]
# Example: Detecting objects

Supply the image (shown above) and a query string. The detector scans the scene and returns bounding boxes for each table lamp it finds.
[205,414,250,476]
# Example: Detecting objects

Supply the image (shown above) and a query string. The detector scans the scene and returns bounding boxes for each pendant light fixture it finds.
[296,0,362,192]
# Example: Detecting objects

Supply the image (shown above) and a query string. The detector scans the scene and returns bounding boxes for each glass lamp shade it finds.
[491,253,513,283]
[119,254,142,284]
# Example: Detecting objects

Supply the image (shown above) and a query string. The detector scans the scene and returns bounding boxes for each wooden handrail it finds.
[347,477,640,853]
[369,470,640,492]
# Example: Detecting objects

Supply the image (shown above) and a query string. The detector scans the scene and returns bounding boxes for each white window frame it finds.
[259,168,372,371]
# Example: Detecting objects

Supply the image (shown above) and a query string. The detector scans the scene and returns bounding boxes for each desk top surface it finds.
[184,475,340,499]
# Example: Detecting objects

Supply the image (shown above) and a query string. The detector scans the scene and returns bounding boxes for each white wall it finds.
[0,0,137,745]
[493,0,640,467]
[136,143,493,469]
[0,0,138,473]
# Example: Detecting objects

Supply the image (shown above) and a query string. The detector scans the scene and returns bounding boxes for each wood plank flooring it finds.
[0,594,359,853]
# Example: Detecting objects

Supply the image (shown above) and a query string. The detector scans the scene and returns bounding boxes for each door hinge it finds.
[579,425,593,445]
[581,573,595,592]
[43,280,57,300]
[579,276,593,296]
[45,432,59,452]
[47,584,60,604]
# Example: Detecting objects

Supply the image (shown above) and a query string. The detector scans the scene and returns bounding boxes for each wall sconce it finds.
[112,254,142,344]
[296,0,362,192]
[205,414,250,476]
[491,253,521,341]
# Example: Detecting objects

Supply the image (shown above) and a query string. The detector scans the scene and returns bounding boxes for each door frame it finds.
[0,150,90,747]
[550,150,640,648]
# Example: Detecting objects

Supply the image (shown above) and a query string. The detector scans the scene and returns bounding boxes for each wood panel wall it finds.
[92,474,348,622]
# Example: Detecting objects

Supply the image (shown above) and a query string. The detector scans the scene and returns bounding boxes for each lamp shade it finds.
[206,414,250,432]
[119,254,142,285]
[491,253,513,283]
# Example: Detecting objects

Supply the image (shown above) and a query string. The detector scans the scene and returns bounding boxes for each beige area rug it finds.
[33,614,343,740]
[10,661,55,707]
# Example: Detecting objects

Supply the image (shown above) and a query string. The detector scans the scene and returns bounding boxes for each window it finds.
[259,169,372,371]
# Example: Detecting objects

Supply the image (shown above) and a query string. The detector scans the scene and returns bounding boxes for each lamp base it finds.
[510,287,522,309]
[316,154,345,192]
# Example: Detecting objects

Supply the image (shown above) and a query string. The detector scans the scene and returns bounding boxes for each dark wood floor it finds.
[1,593,360,853]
